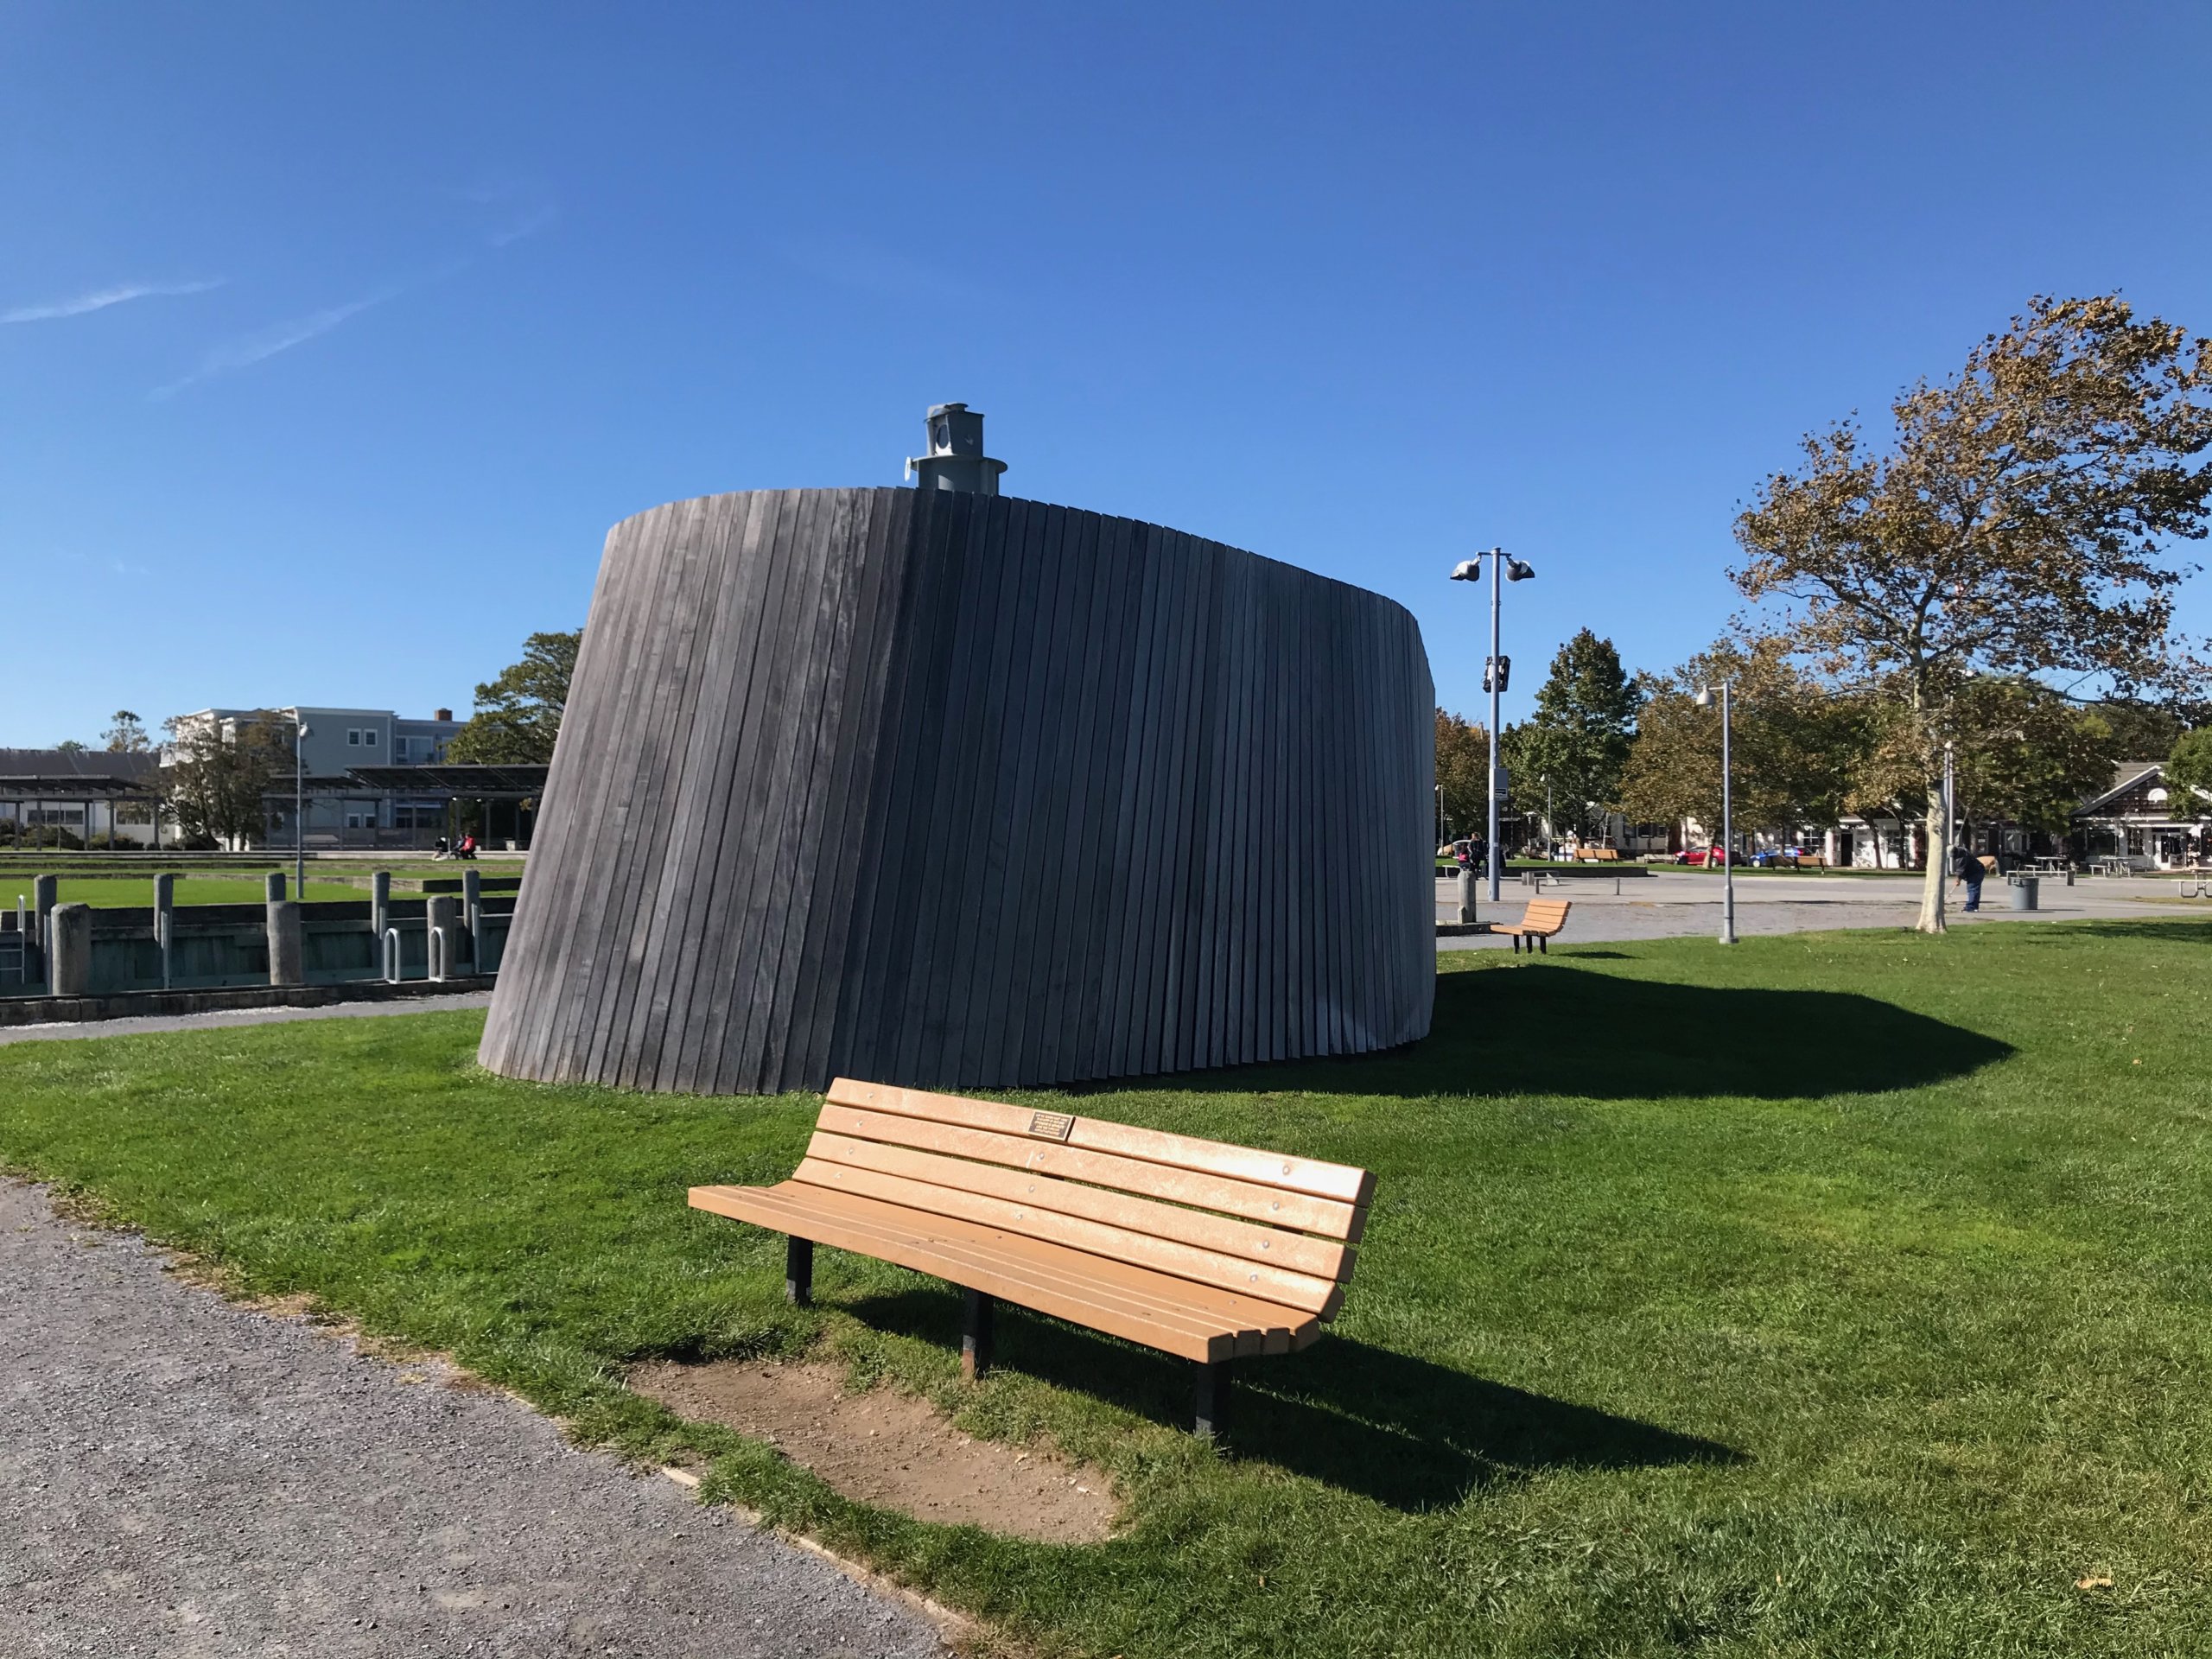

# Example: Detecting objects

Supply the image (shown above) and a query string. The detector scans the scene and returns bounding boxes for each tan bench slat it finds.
[815,1105,1366,1242]
[693,1182,1317,1358]
[829,1078,1374,1205]
[752,1185,1309,1355]
[742,1184,1319,1351]
[692,1183,1240,1358]
[693,1183,1314,1351]
[807,1128,1357,1279]
[791,1156,1344,1315]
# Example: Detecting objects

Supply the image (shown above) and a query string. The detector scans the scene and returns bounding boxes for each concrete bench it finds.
[1492,898,1571,953]
[690,1078,1374,1443]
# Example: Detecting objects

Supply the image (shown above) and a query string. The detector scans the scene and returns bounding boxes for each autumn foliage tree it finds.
[1618,637,1862,842]
[1733,296,2212,930]
[1433,708,1491,842]
[157,711,294,849]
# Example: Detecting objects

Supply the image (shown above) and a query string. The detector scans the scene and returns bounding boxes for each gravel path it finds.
[0,992,495,1046]
[0,1179,946,1659]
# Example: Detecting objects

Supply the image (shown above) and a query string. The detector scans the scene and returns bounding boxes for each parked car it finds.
[1675,846,1736,867]
[1749,845,1811,868]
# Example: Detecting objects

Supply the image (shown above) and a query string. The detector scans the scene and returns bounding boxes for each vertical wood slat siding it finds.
[479,487,1434,1096]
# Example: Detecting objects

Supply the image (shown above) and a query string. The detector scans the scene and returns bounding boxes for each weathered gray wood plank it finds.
[481,487,1433,1096]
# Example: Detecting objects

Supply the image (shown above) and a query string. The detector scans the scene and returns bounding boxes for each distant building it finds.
[2070,760,2208,867]
[166,705,472,848]
[1564,758,2207,870]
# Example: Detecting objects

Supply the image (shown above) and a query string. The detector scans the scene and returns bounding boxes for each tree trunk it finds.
[1916,793,1948,933]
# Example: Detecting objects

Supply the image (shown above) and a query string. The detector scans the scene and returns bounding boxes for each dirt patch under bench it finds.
[632,1359,1118,1545]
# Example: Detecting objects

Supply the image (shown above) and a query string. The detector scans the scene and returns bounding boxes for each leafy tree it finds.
[53,739,86,754]
[1954,678,2117,840]
[1433,708,1491,842]
[2168,728,2212,811]
[2088,699,2184,762]
[447,630,582,765]
[102,710,150,753]
[158,711,294,849]
[1733,295,2212,930]
[1619,637,1864,842]
[1501,629,1640,841]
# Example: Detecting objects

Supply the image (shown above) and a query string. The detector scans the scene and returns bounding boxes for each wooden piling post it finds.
[266,899,303,986]
[48,901,92,996]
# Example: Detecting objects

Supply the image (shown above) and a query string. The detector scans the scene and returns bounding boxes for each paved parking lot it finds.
[1437,869,2209,949]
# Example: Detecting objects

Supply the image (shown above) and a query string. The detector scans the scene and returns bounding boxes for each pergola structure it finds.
[0,750,163,849]
[339,764,550,849]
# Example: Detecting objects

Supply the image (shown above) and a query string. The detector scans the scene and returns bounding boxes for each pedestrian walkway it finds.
[0,1179,947,1658]
[0,990,494,1046]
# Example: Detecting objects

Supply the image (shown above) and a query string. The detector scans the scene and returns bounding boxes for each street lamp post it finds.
[1450,547,1535,903]
[293,714,311,900]
[1694,682,1736,944]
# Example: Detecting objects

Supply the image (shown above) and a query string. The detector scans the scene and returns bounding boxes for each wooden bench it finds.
[689,1078,1375,1443]
[1492,898,1570,953]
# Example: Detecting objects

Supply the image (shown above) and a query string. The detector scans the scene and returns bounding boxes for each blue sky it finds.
[5,3,2209,745]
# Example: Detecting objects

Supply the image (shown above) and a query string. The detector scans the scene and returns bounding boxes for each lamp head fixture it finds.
[1505,558,1535,582]
[1693,686,1714,709]
[1450,559,1482,582]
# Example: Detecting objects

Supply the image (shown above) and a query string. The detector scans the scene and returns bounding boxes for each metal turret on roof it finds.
[905,403,1007,495]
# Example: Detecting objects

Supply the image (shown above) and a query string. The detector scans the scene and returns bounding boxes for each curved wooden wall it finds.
[479,488,1434,1096]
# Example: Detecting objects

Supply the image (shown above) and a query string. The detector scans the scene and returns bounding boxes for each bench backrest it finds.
[797,1079,1374,1318]
[1521,899,1571,931]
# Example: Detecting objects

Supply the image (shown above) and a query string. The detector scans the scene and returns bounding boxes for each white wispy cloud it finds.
[448,181,559,250]
[149,293,391,400]
[3,278,226,324]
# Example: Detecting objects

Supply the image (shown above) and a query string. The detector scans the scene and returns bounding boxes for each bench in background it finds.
[1492,898,1571,953]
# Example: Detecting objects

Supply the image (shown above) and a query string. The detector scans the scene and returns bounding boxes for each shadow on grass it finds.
[1095,963,2013,1102]
[844,1287,1742,1510]
[2013,918,2212,944]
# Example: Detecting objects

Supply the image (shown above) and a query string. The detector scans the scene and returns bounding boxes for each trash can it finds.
[2008,874,2040,912]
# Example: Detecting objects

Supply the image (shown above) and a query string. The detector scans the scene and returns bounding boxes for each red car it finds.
[1675,846,1736,867]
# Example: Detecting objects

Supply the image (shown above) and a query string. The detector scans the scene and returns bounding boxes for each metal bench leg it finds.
[1194,1359,1233,1446]
[785,1236,813,1306]
[962,1288,995,1379]
[1537,934,1548,953]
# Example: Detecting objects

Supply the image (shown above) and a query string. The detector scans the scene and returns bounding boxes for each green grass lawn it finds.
[0,861,512,907]
[0,874,371,907]
[1,923,2207,1657]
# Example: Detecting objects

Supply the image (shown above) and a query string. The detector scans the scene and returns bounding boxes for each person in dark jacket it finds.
[1952,843,1986,912]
